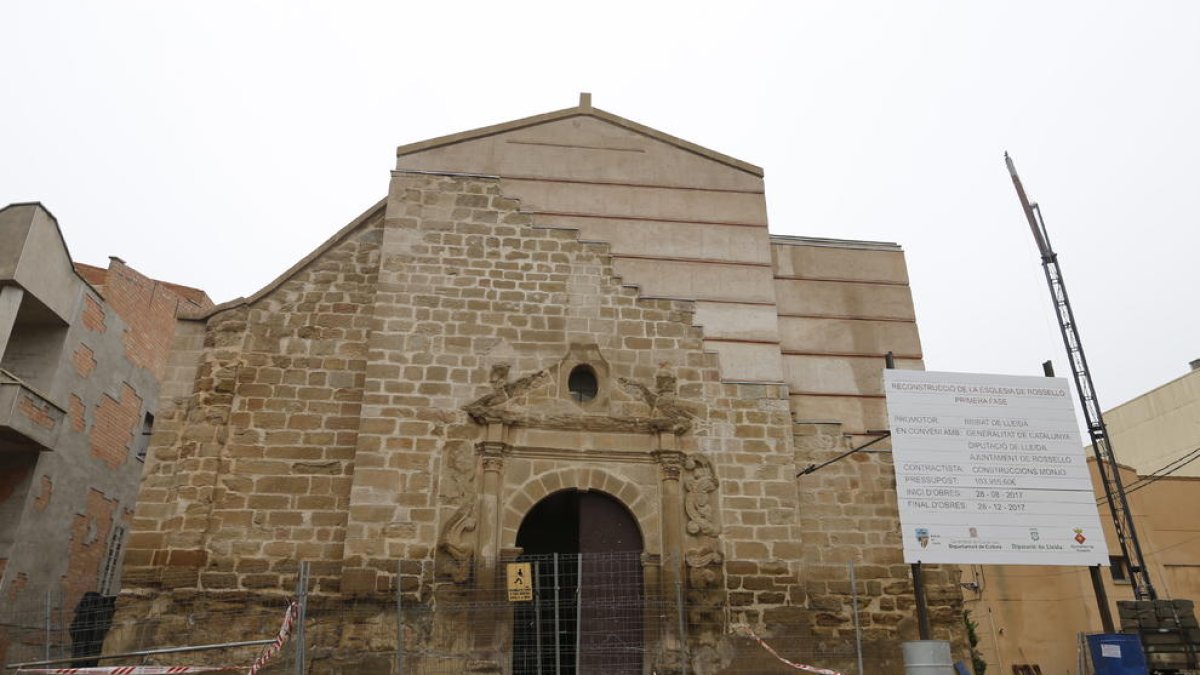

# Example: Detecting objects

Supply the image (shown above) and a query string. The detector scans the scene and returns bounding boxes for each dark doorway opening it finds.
[513,489,644,675]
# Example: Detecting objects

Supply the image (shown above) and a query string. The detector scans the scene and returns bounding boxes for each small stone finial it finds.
[579,92,592,109]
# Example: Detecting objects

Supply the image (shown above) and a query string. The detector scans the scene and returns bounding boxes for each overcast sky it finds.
[3,1,1198,429]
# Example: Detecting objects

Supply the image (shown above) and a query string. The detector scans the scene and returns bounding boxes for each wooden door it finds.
[578,492,643,674]
[513,490,644,675]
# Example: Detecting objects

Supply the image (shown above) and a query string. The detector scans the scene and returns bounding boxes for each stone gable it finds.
[110,105,965,674]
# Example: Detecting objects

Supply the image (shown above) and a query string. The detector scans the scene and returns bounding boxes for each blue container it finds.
[1087,633,1148,675]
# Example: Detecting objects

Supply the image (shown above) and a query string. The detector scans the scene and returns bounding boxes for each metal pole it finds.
[58,589,66,662]
[294,561,309,675]
[676,559,686,653]
[676,569,686,658]
[1089,567,1115,633]
[396,559,404,675]
[44,588,52,662]
[912,562,932,640]
[553,553,561,675]
[987,606,1005,675]
[886,350,932,641]
[534,562,543,675]
[849,561,864,675]
[574,555,583,673]
[7,639,278,669]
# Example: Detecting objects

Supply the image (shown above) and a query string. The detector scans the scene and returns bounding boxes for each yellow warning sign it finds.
[506,562,533,602]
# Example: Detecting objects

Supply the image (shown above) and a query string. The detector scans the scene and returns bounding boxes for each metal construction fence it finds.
[2,553,883,674]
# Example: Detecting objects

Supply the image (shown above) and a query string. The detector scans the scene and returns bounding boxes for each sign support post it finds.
[887,351,933,640]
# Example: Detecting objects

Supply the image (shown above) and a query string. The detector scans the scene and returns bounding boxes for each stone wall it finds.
[792,423,969,671]
[122,209,383,594]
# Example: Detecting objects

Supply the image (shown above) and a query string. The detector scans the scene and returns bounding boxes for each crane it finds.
[1005,153,1156,601]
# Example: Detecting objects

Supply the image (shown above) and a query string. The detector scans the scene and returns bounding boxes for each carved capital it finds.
[477,440,509,473]
[653,450,685,481]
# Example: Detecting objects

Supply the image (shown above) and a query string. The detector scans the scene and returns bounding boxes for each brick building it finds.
[112,97,967,673]
[0,203,211,664]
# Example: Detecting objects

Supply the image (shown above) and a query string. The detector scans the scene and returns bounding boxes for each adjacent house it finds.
[0,203,210,665]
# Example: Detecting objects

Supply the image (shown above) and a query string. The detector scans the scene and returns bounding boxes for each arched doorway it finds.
[513,489,644,675]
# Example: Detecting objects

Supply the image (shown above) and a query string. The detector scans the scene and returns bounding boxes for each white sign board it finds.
[884,369,1109,565]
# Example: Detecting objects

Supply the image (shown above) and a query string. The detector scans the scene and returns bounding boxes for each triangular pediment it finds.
[396,95,762,185]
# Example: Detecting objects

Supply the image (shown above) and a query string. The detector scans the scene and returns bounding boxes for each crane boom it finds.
[1005,153,1156,601]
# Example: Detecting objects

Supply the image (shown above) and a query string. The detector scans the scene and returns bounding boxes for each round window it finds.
[567,365,599,403]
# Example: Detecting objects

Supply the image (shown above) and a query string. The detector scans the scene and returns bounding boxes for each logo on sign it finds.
[1029,528,1040,542]
[916,528,930,548]
[1073,528,1087,544]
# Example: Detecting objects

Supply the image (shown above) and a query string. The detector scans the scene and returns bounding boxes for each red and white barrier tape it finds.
[246,601,298,675]
[738,626,844,675]
[15,662,232,667]
[19,601,300,675]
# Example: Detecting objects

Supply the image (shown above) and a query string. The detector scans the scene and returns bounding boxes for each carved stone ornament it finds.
[654,450,684,481]
[462,359,696,435]
[436,441,477,583]
[618,369,695,435]
[661,462,683,481]
[682,453,727,654]
[684,454,719,536]
[438,501,477,583]
[463,364,551,425]
[685,544,724,569]
[481,455,504,473]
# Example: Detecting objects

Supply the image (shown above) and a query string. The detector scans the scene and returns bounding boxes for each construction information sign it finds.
[884,369,1109,566]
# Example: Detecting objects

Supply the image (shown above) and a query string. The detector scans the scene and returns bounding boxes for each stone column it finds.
[475,434,509,580]
[653,448,686,653]
[476,434,509,655]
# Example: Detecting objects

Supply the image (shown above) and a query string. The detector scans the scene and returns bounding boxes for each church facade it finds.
[112,96,965,673]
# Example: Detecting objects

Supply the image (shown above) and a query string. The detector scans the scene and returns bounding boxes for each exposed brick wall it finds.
[18,394,56,429]
[72,343,97,377]
[69,394,86,432]
[81,295,106,333]
[61,488,117,618]
[90,383,143,470]
[100,261,210,381]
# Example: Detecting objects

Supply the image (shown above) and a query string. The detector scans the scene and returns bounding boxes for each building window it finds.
[134,412,154,462]
[567,365,599,403]
[1110,556,1131,584]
